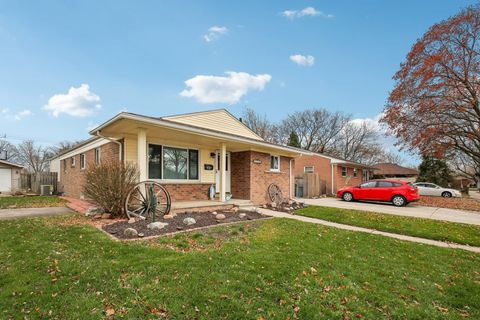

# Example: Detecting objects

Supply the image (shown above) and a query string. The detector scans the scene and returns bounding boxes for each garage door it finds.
[0,168,12,192]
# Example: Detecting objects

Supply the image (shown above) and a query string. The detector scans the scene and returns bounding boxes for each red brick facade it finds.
[60,142,121,199]
[163,183,211,201]
[231,151,292,204]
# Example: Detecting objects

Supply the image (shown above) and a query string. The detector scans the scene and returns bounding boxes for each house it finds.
[50,109,307,206]
[0,159,23,194]
[373,163,419,182]
[293,153,376,196]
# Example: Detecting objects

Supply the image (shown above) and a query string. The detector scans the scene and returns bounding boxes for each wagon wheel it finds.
[268,183,283,204]
[125,181,171,220]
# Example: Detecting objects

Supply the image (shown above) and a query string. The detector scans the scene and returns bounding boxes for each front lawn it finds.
[417,196,480,212]
[0,196,66,209]
[296,206,480,247]
[0,216,479,319]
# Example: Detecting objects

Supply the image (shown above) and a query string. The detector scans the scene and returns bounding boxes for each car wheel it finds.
[342,192,354,202]
[392,195,406,207]
[441,191,452,198]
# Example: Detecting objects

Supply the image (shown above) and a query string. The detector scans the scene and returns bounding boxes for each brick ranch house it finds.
[293,153,376,195]
[50,109,309,206]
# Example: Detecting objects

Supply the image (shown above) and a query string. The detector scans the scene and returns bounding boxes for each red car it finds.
[337,180,420,207]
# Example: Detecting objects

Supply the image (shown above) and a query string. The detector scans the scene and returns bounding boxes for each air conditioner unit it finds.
[40,185,53,196]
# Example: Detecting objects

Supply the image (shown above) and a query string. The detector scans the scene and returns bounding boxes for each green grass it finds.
[0,216,479,319]
[296,206,480,247]
[0,196,66,209]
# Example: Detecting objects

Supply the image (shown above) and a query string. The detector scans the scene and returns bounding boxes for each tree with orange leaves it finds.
[382,5,480,188]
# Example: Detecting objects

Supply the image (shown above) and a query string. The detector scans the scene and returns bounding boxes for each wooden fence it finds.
[294,173,326,198]
[20,172,58,194]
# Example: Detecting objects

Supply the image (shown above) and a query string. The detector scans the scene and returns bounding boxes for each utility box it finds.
[40,185,53,196]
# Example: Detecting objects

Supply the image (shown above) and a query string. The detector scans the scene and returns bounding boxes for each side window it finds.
[341,167,347,177]
[270,155,280,171]
[376,181,393,188]
[304,166,314,173]
[360,181,376,188]
[95,148,101,164]
[63,159,67,172]
[392,182,402,187]
[80,154,86,170]
[71,156,76,167]
[353,168,358,177]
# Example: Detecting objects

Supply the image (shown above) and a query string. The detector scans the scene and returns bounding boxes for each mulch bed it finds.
[102,209,268,240]
[416,196,480,212]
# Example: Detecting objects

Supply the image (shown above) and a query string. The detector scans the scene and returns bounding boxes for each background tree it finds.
[0,139,18,162]
[287,131,301,148]
[241,108,277,142]
[50,140,81,157]
[416,155,453,187]
[381,4,480,189]
[15,140,52,172]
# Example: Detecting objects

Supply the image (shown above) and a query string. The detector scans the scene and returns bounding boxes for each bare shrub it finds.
[83,161,139,217]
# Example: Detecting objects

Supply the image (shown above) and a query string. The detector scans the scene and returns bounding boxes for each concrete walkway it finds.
[297,197,480,226]
[0,207,75,220]
[257,208,480,253]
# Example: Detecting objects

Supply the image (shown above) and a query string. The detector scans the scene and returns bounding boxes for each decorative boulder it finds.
[163,214,174,220]
[147,222,169,230]
[239,213,247,219]
[216,213,226,220]
[128,218,136,224]
[271,202,277,208]
[124,228,138,237]
[101,213,112,219]
[85,207,103,217]
[183,217,196,226]
[138,233,144,238]
[211,211,218,215]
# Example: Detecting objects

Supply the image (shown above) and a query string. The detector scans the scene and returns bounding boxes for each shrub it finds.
[83,160,139,217]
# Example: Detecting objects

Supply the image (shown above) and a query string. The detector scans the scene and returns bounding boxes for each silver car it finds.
[413,182,461,198]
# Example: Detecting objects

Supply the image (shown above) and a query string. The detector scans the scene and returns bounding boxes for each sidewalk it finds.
[256,207,480,254]
[0,207,74,220]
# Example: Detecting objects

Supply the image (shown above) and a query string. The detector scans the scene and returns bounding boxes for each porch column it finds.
[137,128,147,181]
[219,142,227,202]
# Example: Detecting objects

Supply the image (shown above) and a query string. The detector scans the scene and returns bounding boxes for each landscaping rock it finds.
[239,213,247,218]
[216,213,226,220]
[101,213,112,219]
[147,222,169,230]
[271,202,277,208]
[262,204,267,208]
[124,228,138,237]
[138,233,144,238]
[93,214,102,219]
[85,207,103,217]
[176,226,184,230]
[231,207,239,212]
[128,218,136,224]
[163,214,174,220]
[211,211,218,215]
[183,217,196,226]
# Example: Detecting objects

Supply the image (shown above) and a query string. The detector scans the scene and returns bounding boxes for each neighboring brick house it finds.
[372,163,419,182]
[293,153,376,196]
[50,109,302,205]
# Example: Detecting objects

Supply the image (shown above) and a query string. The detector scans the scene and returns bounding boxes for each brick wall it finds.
[230,151,292,205]
[60,142,120,199]
[333,165,364,192]
[293,155,332,195]
[163,183,211,201]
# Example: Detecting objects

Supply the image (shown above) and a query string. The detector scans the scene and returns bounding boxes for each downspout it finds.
[331,163,334,196]
[95,130,123,161]
[289,159,293,199]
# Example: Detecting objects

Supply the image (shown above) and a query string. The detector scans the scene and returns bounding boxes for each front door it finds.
[215,151,231,193]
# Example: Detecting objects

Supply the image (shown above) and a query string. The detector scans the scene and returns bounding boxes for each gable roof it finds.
[373,163,419,175]
[161,109,264,141]
[0,159,24,168]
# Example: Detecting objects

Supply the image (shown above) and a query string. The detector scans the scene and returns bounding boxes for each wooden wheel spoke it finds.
[125,180,171,219]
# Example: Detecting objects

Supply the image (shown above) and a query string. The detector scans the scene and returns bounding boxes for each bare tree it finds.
[280,109,350,153]
[15,140,52,172]
[450,151,480,190]
[50,140,81,157]
[241,108,278,142]
[0,139,18,162]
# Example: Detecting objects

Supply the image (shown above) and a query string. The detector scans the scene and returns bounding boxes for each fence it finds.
[20,172,58,194]
[294,173,326,198]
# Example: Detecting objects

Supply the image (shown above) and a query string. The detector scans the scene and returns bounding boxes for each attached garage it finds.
[0,160,23,194]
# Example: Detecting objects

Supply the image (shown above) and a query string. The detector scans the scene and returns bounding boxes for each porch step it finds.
[233,201,255,208]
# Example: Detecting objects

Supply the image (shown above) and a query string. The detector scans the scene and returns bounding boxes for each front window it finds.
[80,154,86,170]
[341,166,347,177]
[270,155,280,171]
[148,144,199,180]
[304,166,314,173]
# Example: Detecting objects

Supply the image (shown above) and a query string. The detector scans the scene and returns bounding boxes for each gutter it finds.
[95,131,123,161]
[331,163,334,195]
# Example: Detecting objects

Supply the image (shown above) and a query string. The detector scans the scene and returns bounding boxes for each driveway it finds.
[298,197,480,226]
[0,207,75,220]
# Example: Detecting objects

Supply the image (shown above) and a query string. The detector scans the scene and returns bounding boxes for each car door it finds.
[354,181,378,200]
[374,181,394,201]
[414,183,427,196]
[426,183,442,196]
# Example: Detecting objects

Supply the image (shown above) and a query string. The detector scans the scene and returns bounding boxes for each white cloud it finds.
[350,113,385,132]
[203,26,228,42]
[86,121,100,131]
[290,54,315,67]
[282,7,334,19]
[0,107,33,121]
[43,84,101,117]
[180,71,272,104]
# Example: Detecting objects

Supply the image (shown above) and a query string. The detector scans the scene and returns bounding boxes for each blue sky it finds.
[0,0,477,150]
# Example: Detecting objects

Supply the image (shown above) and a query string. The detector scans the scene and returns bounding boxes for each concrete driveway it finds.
[0,207,75,220]
[298,197,480,226]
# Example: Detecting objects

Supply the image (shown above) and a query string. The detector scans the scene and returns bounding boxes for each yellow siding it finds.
[124,136,216,183]
[163,110,263,141]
